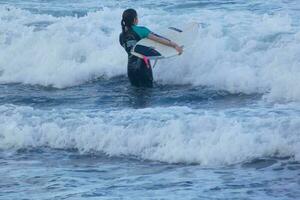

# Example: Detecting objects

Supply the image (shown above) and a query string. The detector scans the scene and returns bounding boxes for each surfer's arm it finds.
[148,33,183,55]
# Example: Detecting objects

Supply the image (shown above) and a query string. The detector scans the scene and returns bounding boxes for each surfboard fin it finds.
[153,59,158,68]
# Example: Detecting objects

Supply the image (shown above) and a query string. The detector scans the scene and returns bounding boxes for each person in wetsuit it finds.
[119,9,183,88]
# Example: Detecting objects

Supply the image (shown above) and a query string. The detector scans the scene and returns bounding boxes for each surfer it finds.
[119,8,183,88]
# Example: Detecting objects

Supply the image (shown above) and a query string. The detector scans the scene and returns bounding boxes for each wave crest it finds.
[1,105,299,165]
[1,6,300,102]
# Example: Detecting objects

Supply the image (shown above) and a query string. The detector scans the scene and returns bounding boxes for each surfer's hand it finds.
[174,44,183,55]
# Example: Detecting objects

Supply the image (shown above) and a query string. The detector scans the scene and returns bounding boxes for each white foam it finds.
[0,7,127,88]
[1,105,299,165]
[155,11,300,103]
[1,6,300,102]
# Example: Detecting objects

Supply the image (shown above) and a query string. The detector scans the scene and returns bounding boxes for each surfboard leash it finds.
[142,56,150,68]
[142,56,159,69]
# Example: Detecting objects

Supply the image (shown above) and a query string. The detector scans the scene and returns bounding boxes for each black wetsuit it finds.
[119,29,153,88]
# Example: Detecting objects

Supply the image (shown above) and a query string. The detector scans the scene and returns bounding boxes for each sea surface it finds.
[0,0,300,199]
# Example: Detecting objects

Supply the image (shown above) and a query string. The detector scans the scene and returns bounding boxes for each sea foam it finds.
[1,105,299,165]
[1,6,300,102]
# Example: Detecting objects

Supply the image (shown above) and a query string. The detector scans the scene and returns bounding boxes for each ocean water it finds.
[0,0,300,199]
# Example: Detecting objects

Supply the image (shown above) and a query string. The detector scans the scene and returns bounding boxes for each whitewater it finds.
[0,0,300,199]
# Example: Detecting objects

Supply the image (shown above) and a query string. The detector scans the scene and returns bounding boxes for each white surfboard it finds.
[131,22,200,60]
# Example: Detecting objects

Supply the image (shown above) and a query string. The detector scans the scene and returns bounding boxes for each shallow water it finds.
[1,149,300,200]
[0,0,300,199]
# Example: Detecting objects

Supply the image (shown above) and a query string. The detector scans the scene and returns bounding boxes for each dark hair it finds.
[121,9,137,33]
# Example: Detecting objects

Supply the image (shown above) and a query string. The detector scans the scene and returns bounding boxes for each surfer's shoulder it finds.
[132,25,151,39]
